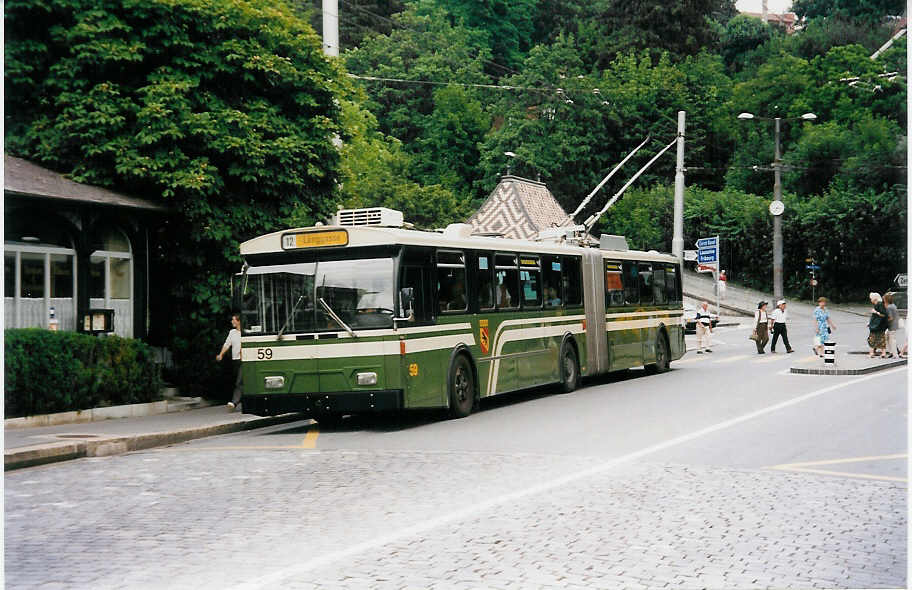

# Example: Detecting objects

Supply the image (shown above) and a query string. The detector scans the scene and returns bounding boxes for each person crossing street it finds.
[695,301,713,354]
[769,299,794,353]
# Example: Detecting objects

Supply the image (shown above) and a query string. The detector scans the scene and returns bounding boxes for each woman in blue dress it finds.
[813,296,835,357]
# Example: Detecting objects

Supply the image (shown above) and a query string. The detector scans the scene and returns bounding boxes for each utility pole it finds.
[772,117,783,300]
[672,111,685,261]
[323,0,339,57]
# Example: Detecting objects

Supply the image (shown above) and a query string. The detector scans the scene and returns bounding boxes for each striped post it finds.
[823,340,836,365]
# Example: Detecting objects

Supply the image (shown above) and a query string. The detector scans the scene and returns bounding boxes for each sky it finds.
[735,0,793,13]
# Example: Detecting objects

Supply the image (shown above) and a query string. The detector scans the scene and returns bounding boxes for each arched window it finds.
[4,219,76,330]
[90,228,133,338]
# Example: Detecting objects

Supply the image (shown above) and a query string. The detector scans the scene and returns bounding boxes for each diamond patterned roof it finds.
[466,176,572,240]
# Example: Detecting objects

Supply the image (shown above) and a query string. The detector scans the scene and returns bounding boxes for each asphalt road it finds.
[5,307,907,589]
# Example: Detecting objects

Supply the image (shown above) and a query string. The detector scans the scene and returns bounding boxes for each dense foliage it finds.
[5,330,162,417]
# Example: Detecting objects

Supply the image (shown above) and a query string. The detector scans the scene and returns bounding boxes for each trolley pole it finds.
[672,111,685,261]
[322,0,339,56]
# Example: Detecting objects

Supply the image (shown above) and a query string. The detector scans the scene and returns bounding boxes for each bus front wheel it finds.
[559,343,580,393]
[448,354,475,418]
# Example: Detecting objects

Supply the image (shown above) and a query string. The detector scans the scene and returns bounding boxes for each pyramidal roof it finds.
[466,175,573,240]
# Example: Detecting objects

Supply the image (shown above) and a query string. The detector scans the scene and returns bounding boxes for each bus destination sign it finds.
[282,230,349,250]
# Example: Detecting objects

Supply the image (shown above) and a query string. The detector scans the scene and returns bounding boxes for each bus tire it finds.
[448,354,475,418]
[646,332,670,374]
[559,341,580,393]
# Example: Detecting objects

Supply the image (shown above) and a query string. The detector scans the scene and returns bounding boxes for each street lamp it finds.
[738,111,817,299]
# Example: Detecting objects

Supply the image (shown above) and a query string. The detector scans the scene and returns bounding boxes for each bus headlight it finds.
[264,376,285,389]
[356,372,378,386]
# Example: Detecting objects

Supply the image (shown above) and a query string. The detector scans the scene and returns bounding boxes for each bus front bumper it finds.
[240,390,403,417]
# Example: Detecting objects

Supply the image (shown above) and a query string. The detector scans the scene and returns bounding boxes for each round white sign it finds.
[769,200,785,216]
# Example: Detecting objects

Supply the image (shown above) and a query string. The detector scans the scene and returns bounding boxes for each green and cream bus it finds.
[235,208,685,420]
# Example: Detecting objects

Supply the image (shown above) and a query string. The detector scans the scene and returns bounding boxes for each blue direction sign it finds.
[806,264,821,270]
[696,237,718,248]
[698,250,718,263]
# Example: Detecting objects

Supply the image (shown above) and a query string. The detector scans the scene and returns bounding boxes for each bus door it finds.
[612,261,643,368]
[604,261,625,370]
[398,248,443,408]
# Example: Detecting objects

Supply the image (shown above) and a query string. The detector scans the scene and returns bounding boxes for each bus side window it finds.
[477,253,495,310]
[563,256,583,307]
[542,255,562,308]
[638,263,653,305]
[437,250,467,313]
[604,260,624,307]
[623,262,639,305]
[653,268,667,304]
[520,256,542,308]
[494,253,518,309]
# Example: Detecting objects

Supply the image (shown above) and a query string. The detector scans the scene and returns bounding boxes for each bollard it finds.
[823,340,836,365]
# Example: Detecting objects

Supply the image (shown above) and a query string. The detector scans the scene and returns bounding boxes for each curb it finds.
[4,398,214,429]
[790,358,907,375]
[4,412,305,471]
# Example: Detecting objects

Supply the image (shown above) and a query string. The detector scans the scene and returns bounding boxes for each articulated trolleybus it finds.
[236,207,684,420]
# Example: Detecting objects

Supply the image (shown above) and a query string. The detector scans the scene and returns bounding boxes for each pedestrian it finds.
[769,299,794,353]
[718,270,727,299]
[884,292,902,358]
[867,292,888,358]
[753,301,770,354]
[216,312,243,410]
[695,300,713,354]
[813,296,835,357]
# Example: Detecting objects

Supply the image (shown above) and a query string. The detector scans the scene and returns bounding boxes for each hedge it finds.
[4,329,162,418]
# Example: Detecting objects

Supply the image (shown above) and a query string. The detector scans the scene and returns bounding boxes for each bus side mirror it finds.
[399,287,414,314]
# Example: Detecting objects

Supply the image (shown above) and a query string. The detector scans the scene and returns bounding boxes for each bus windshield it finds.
[240,258,395,335]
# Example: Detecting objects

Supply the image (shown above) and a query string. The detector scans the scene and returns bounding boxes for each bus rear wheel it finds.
[448,354,475,418]
[647,332,670,374]
[559,343,580,393]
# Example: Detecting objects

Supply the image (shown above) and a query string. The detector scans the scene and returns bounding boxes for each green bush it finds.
[4,329,162,418]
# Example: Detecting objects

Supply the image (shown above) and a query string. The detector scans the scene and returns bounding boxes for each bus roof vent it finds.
[334,207,404,227]
[443,223,474,238]
[599,234,628,251]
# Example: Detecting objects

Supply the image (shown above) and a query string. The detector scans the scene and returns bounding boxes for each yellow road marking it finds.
[675,356,704,364]
[768,454,908,483]
[769,467,906,483]
[714,354,751,363]
[756,354,789,362]
[774,453,907,467]
[301,426,320,449]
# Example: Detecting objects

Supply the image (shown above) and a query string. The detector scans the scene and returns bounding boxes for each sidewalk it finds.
[790,351,907,375]
[4,405,305,471]
[682,268,872,318]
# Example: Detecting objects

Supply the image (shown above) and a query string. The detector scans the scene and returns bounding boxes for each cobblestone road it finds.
[5,446,906,589]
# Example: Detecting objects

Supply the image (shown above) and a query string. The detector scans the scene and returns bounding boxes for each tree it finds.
[792,0,906,24]
[435,0,537,73]
[413,86,491,198]
[343,3,491,148]
[719,14,775,73]
[6,0,348,389]
[575,0,728,68]
[311,98,472,229]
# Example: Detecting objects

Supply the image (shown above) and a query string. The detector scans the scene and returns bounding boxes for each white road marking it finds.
[228,367,906,590]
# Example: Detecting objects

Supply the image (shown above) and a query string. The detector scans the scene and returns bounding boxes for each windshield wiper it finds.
[319,297,356,338]
[278,295,305,337]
